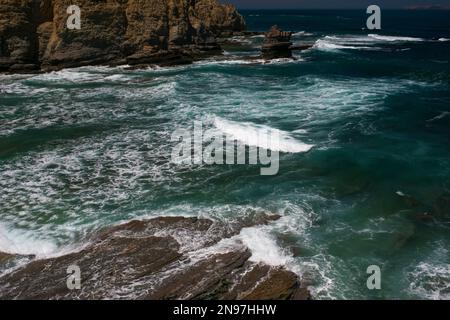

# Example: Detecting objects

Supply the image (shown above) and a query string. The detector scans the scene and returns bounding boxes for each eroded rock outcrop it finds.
[260,25,312,60]
[261,25,293,60]
[0,214,309,300]
[0,0,246,72]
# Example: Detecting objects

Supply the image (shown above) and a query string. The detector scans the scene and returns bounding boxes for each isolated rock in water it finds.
[261,25,293,59]
[0,0,246,72]
[0,215,309,300]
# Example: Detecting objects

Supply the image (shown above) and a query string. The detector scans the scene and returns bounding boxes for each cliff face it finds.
[0,0,246,72]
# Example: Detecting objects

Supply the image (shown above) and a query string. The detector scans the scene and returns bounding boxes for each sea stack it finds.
[261,25,293,59]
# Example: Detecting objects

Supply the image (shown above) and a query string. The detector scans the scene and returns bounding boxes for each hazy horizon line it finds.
[235,7,450,10]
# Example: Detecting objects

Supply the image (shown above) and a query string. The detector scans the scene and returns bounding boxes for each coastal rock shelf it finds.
[0,0,246,72]
[0,215,310,300]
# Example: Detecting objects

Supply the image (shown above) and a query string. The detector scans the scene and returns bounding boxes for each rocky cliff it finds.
[0,0,246,72]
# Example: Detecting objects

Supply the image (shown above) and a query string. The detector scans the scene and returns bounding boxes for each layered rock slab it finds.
[0,215,309,300]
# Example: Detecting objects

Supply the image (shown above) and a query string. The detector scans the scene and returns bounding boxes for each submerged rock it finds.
[0,0,246,72]
[431,193,450,221]
[399,191,450,223]
[0,215,309,300]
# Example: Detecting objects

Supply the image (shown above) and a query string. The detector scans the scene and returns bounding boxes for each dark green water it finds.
[0,10,449,299]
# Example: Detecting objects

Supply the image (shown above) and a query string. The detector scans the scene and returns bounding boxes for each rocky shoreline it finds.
[0,214,310,300]
[0,0,247,73]
[0,1,314,73]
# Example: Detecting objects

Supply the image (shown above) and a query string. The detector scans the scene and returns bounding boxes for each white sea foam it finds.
[314,39,371,51]
[31,69,99,82]
[0,126,178,252]
[427,111,450,122]
[229,36,253,45]
[313,35,382,52]
[195,58,264,66]
[405,243,450,300]
[239,227,292,266]
[264,57,302,64]
[292,31,314,37]
[368,34,425,42]
[0,79,177,136]
[29,68,132,83]
[324,35,377,43]
[408,262,450,300]
[0,223,58,256]
[214,117,314,153]
[313,33,426,52]
[438,38,450,42]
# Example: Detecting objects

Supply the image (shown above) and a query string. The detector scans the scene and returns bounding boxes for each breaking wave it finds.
[367,34,425,42]
[214,117,314,153]
[314,39,373,51]
[239,227,293,266]
[313,33,428,52]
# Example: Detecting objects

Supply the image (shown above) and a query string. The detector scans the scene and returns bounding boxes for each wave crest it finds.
[214,117,313,153]
[368,34,425,42]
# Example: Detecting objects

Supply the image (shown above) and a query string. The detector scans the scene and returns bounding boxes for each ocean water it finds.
[1,10,449,299]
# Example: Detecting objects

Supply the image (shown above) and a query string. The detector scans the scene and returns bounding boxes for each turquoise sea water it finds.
[0,10,449,299]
